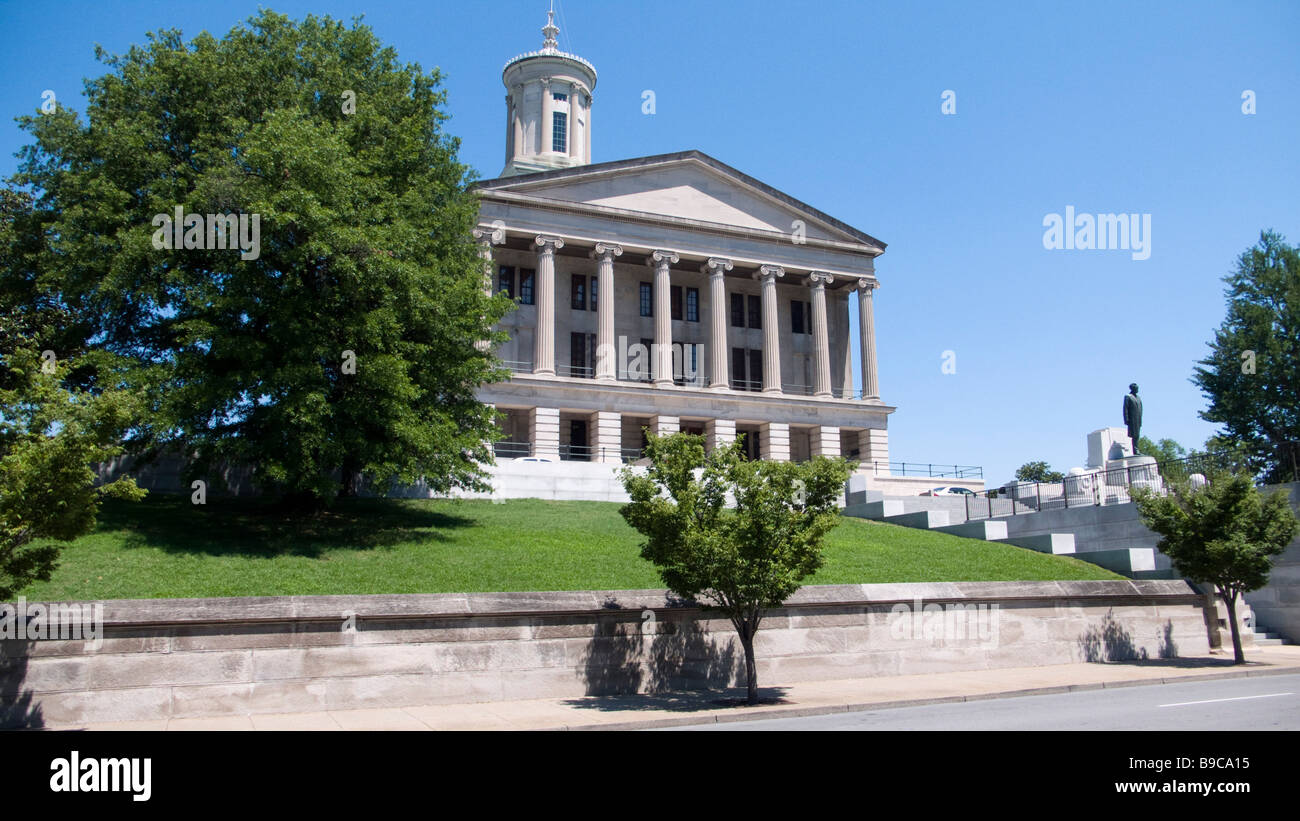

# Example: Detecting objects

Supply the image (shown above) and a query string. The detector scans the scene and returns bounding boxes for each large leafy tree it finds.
[1015,461,1064,483]
[1192,230,1300,483]
[1133,474,1297,664]
[620,433,854,705]
[10,11,509,505]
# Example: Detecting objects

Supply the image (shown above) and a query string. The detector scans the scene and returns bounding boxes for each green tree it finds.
[619,432,855,705]
[0,346,146,599]
[1015,461,1065,483]
[10,11,509,506]
[1192,230,1300,483]
[1137,436,1187,464]
[1133,474,1298,664]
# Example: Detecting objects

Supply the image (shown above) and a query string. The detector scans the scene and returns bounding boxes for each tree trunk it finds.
[338,455,361,498]
[1222,589,1245,665]
[739,627,758,705]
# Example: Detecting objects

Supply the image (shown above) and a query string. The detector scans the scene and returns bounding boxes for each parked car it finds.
[920,486,976,496]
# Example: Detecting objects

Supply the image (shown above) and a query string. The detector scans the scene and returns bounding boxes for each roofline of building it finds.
[471,150,887,252]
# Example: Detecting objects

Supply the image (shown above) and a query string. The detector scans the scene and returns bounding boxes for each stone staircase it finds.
[843,497,1175,579]
[1244,605,1290,646]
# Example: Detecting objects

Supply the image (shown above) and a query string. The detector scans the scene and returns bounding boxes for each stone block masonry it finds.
[0,581,1211,727]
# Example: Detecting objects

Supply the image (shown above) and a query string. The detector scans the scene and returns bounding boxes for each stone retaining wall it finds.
[1,580,1212,728]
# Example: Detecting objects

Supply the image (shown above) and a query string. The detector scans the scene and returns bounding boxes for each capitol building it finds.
[470,10,907,498]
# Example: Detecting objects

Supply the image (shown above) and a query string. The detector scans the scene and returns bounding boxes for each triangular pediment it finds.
[475,151,884,250]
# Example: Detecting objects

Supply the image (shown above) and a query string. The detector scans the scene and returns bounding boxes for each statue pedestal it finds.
[1100,454,1160,503]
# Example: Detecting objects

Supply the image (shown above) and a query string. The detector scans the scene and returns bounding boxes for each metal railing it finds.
[963,450,1260,521]
[492,442,646,464]
[872,461,984,479]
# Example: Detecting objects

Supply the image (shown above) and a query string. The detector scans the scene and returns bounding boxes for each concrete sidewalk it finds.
[66,644,1300,732]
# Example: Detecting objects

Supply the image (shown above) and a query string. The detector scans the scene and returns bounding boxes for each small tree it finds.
[1016,461,1064,483]
[1133,473,1298,664]
[619,432,854,705]
[0,348,146,599]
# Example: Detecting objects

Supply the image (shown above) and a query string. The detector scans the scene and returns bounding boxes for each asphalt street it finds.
[658,672,1300,730]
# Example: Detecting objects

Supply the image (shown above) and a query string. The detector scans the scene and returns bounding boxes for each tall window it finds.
[497,265,516,299]
[570,332,596,378]
[791,299,810,334]
[670,286,683,321]
[639,282,653,317]
[686,287,699,322]
[518,268,535,305]
[589,275,597,310]
[748,295,762,329]
[570,274,586,310]
[731,347,764,392]
[552,111,567,153]
[730,293,745,327]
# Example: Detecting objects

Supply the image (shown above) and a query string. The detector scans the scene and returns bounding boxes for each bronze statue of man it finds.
[1123,383,1142,455]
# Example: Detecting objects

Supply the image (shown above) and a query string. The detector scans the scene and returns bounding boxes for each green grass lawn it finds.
[16,495,1121,600]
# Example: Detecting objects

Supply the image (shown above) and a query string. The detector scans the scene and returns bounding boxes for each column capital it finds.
[646,249,680,267]
[590,242,623,260]
[473,223,506,245]
[702,257,734,277]
[856,277,879,292]
[534,235,564,254]
[755,264,785,282]
[808,271,834,287]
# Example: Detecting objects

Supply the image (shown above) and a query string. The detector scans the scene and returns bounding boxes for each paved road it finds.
[659,673,1300,731]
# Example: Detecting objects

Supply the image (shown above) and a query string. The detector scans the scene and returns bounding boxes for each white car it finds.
[920,486,977,496]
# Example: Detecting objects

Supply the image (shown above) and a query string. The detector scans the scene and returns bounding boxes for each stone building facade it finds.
[472,12,893,472]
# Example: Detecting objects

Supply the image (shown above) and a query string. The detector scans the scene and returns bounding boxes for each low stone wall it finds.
[1,581,1212,728]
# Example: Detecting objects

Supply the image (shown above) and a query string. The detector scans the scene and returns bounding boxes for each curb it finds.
[553,663,1300,731]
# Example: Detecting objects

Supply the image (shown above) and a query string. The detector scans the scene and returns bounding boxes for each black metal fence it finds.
[871,462,984,479]
[964,450,1260,521]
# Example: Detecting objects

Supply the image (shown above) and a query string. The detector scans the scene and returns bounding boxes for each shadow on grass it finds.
[95,494,475,559]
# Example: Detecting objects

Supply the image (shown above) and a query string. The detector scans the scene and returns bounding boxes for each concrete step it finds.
[1130,568,1183,580]
[1252,636,1286,646]
[1074,547,1158,575]
[1004,533,1076,555]
[882,510,950,529]
[934,520,1008,541]
[842,500,903,521]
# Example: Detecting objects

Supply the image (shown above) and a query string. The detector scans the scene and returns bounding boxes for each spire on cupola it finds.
[499,4,597,177]
[541,4,560,51]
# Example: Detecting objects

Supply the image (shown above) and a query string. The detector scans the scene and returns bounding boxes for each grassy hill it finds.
[16,495,1121,601]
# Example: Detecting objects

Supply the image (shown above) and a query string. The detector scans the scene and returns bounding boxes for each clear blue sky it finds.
[2,0,1297,486]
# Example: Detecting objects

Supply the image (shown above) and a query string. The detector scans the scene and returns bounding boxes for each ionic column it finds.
[533,235,564,375]
[540,77,553,154]
[703,258,733,389]
[568,82,580,159]
[808,271,833,397]
[511,85,523,163]
[471,225,504,354]
[591,242,622,382]
[857,278,879,400]
[648,250,679,387]
[756,265,784,393]
[584,93,592,161]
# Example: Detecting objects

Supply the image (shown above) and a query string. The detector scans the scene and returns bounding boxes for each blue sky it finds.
[2,0,1297,486]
